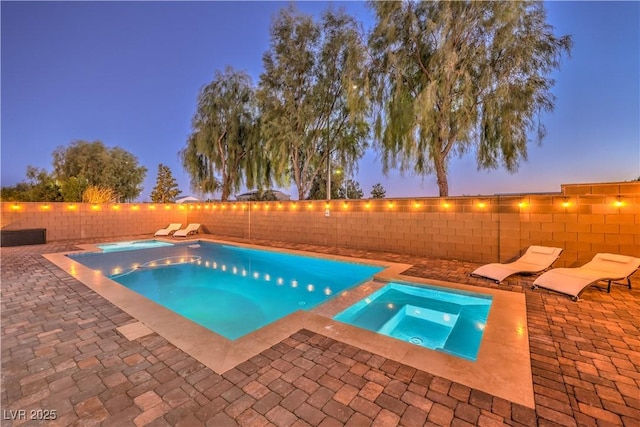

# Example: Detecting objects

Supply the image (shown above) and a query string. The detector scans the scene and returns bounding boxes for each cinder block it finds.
[578,233,605,244]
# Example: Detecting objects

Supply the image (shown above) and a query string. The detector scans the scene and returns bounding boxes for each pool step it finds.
[379,305,461,350]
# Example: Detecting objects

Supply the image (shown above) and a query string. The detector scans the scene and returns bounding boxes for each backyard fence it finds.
[2,182,638,266]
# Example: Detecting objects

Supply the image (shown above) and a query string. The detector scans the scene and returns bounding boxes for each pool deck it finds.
[2,234,640,426]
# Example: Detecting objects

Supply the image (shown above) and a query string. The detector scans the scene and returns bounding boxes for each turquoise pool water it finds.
[69,242,383,339]
[97,239,174,252]
[334,282,492,361]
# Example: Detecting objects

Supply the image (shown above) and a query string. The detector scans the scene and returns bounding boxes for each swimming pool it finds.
[334,282,492,361]
[97,239,174,252]
[68,242,383,339]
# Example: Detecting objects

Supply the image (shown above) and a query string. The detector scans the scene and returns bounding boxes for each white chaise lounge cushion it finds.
[533,253,640,299]
[154,223,182,236]
[173,223,201,238]
[471,246,563,283]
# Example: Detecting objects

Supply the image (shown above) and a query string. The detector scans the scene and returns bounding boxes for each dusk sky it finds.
[2,1,639,201]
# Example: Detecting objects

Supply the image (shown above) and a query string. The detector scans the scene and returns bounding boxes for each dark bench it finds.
[0,228,47,247]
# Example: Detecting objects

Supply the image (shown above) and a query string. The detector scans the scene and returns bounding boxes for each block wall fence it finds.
[2,182,639,267]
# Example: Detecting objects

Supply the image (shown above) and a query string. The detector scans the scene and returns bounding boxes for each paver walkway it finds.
[2,235,639,426]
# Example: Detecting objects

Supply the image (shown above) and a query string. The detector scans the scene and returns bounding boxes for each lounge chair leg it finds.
[607,280,612,293]
[628,278,632,289]
[572,296,579,302]
[531,285,538,290]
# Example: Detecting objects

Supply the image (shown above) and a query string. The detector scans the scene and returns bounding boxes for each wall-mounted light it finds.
[413,201,421,209]
[342,202,348,209]
[477,200,486,209]
[614,196,624,208]
[91,204,100,211]
[41,204,50,211]
[131,205,139,211]
[148,205,156,210]
[387,202,394,209]
[365,201,371,209]
[68,204,77,211]
[442,201,450,209]
[518,201,527,209]
[562,198,571,208]
[11,203,20,211]
[164,205,171,210]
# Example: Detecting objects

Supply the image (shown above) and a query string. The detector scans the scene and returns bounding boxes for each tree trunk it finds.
[221,181,232,201]
[434,157,449,197]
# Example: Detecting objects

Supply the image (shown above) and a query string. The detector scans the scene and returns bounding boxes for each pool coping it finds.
[44,237,534,409]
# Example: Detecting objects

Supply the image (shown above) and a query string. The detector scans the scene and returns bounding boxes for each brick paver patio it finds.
[2,235,639,426]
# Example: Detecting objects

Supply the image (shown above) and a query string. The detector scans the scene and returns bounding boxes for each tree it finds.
[371,183,386,199]
[257,5,369,200]
[181,67,263,201]
[0,183,31,201]
[60,176,89,202]
[338,179,363,199]
[368,1,572,196]
[150,164,182,203]
[307,168,345,200]
[23,166,62,202]
[53,140,147,201]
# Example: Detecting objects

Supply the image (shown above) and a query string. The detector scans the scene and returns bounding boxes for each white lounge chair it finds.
[532,253,640,301]
[471,245,563,283]
[173,223,201,238]
[154,223,182,237]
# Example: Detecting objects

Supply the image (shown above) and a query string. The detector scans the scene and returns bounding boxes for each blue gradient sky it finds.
[2,1,639,200]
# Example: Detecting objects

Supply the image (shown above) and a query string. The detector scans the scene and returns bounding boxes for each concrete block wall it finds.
[1,182,638,267]
[1,203,187,242]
